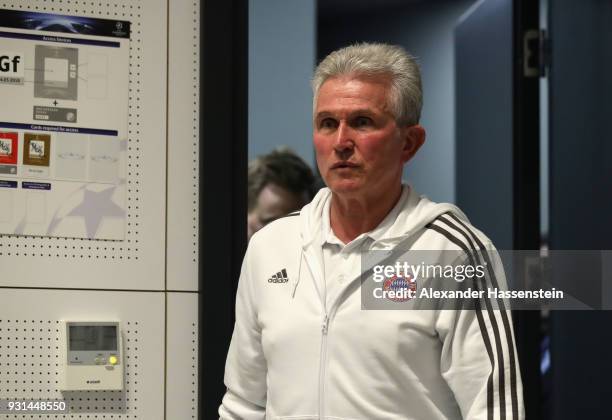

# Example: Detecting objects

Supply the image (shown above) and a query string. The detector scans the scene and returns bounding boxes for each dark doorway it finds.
[199,0,248,418]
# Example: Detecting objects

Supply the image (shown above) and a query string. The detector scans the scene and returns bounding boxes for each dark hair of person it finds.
[248,148,316,211]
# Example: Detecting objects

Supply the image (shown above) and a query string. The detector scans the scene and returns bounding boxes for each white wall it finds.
[0,1,199,418]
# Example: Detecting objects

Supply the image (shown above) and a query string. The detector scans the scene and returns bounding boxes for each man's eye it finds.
[319,118,338,130]
[354,116,373,127]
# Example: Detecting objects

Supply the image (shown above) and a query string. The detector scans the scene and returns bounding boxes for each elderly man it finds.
[220,43,523,419]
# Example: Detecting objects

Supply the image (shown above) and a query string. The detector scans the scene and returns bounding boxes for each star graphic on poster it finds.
[67,187,124,238]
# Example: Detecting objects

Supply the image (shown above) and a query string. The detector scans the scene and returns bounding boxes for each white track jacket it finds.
[219,186,524,420]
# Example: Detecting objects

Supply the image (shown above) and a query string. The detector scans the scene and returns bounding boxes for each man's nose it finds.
[333,122,354,152]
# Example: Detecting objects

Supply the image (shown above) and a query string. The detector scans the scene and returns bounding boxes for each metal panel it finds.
[455,0,514,249]
[548,1,612,249]
[0,288,165,419]
[167,0,199,291]
[548,0,612,418]
[166,292,198,419]
[0,0,167,291]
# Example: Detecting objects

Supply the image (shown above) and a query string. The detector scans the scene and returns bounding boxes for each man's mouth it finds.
[331,161,359,169]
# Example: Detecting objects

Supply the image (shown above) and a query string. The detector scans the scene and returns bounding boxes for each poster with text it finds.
[0,9,129,240]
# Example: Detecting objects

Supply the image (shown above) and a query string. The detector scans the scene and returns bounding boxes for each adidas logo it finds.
[268,268,289,283]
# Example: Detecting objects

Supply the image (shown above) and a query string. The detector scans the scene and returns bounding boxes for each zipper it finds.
[301,230,414,418]
[304,245,384,420]
[319,313,329,419]
[302,248,329,420]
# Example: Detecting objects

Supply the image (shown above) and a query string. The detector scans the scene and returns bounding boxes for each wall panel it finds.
[166,292,198,419]
[0,0,167,291]
[0,288,165,419]
[0,1,200,418]
[167,0,199,291]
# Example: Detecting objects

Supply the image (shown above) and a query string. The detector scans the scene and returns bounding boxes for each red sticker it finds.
[0,132,18,165]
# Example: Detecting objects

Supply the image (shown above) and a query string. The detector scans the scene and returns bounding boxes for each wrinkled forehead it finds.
[318,72,393,96]
[314,74,394,116]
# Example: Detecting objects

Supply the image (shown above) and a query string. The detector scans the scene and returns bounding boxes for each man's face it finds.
[313,76,424,197]
[247,183,307,240]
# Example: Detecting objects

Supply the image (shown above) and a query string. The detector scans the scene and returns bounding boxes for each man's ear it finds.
[400,124,426,163]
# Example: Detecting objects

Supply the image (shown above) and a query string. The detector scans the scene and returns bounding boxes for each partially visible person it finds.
[247,148,316,240]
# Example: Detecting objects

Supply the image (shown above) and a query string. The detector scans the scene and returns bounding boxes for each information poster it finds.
[0,9,129,240]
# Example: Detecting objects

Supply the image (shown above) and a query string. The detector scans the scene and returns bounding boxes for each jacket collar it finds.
[300,184,468,251]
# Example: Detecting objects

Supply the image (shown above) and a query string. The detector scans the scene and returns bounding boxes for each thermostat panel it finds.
[61,321,124,391]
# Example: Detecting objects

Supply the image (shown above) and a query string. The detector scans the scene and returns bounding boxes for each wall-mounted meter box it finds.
[61,321,124,391]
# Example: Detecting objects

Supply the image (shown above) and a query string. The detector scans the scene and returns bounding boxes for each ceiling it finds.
[318,0,428,19]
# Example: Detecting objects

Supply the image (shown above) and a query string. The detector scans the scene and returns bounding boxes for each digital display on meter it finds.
[69,325,117,351]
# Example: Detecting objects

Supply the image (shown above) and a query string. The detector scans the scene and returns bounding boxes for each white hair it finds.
[312,42,423,126]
